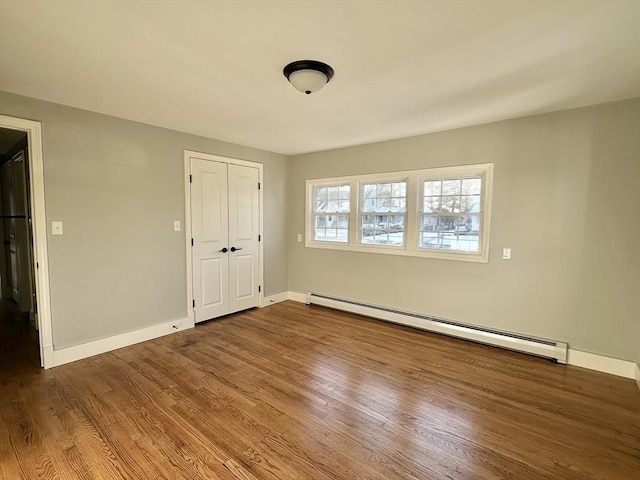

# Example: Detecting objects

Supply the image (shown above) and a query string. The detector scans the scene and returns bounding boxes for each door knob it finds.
[219,247,228,253]
[230,247,243,252]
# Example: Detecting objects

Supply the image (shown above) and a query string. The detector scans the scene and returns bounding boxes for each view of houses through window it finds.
[307,163,493,261]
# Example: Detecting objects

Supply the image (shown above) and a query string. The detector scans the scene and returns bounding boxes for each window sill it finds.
[304,241,489,263]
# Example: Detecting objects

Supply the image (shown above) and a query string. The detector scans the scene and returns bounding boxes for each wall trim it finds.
[286,291,636,380]
[566,349,637,379]
[46,317,194,368]
[260,291,290,307]
[42,289,639,384]
[287,291,308,303]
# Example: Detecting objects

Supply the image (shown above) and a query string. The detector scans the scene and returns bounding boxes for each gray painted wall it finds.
[0,91,289,349]
[288,99,640,361]
[2,90,638,364]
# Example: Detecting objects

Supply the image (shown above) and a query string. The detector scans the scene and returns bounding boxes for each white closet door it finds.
[190,158,260,323]
[191,159,229,322]
[227,164,260,314]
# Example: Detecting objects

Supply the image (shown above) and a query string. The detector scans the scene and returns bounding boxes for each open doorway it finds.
[0,115,53,368]
[0,127,39,368]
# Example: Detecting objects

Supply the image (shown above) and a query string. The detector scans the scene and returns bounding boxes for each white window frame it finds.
[308,180,352,244]
[305,163,493,262]
[358,177,408,248]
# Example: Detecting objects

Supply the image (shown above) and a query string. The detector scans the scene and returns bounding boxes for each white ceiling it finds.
[1,0,638,156]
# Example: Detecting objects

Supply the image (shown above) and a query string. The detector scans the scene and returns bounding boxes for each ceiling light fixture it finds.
[283,60,334,95]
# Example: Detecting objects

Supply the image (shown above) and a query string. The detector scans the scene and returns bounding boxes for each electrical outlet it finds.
[297,233,302,243]
[502,247,512,260]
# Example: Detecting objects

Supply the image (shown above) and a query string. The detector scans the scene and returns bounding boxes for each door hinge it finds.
[258,182,261,190]
[191,238,194,246]
[36,262,39,269]
[192,299,195,308]
[189,174,192,183]
[258,285,261,293]
[258,234,261,242]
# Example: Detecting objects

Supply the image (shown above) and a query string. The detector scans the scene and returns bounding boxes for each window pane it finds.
[376,198,390,211]
[361,214,405,246]
[315,186,327,212]
[391,198,406,211]
[460,214,480,233]
[314,214,348,243]
[421,215,439,232]
[362,198,375,212]
[419,214,480,251]
[424,180,441,196]
[392,182,406,197]
[442,179,461,195]
[362,180,407,216]
[462,178,481,195]
[423,196,440,213]
[363,184,376,198]
[441,196,458,213]
[438,215,457,231]
[459,195,481,213]
[361,214,377,242]
[440,232,457,250]
[378,183,391,198]
[315,184,350,214]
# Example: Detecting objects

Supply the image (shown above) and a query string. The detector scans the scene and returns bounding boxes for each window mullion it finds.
[406,174,418,251]
[349,180,358,246]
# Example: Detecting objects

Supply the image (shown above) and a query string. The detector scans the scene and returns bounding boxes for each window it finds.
[360,180,407,246]
[306,163,493,262]
[420,177,482,253]
[311,183,350,243]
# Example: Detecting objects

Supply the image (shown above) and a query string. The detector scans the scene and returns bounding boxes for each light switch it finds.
[52,221,63,235]
[297,233,302,243]
[502,247,512,260]
[174,220,181,232]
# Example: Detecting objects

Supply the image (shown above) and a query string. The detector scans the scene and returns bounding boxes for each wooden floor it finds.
[1,301,639,479]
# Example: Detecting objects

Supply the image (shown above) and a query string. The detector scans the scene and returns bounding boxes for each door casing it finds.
[184,150,264,323]
[0,115,53,368]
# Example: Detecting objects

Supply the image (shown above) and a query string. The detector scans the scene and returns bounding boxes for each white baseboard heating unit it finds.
[306,292,568,364]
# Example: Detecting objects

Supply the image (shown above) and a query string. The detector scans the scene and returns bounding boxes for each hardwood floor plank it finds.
[223,458,261,480]
[2,300,639,479]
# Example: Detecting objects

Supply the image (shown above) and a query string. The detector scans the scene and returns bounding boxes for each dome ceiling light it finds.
[283,60,334,95]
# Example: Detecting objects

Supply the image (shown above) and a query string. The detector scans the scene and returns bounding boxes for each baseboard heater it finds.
[306,292,568,364]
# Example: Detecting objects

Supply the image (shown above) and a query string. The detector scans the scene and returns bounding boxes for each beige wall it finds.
[0,91,289,349]
[289,99,640,361]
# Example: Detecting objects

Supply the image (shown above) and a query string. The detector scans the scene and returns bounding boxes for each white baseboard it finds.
[567,350,637,379]
[287,291,308,303]
[45,317,194,369]
[259,291,290,307]
[52,292,632,382]
[287,291,637,380]
[259,291,307,306]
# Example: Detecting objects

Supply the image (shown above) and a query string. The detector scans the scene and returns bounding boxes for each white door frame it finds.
[183,150,264,323]
[0,115,53,368]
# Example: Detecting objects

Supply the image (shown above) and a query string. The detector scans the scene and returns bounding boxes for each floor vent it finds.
[306,292,568,364]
